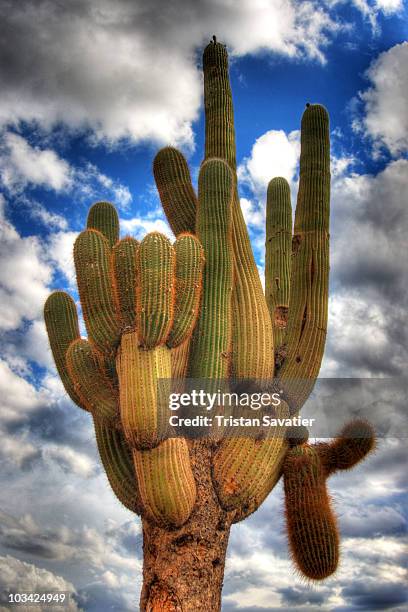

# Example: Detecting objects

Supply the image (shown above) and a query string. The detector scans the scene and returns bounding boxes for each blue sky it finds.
[0,0,407,610]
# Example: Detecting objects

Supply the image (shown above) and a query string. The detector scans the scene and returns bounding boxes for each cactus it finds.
[44,38,375,611]
[283,420,375,579]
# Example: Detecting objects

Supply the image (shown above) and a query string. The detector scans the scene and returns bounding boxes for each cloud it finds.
[238,130,300,198]
[0,359,44,424]
[0,132,72,193]
[0,202,52,331]
[340,505,406,538]
[44,445,97,479]
[323,158,408,376]
[278,585,329,607]
[120,214,171,239]
[0,1,343,148]
[340,579,408,610]
[22,199,68,231]
[0,555,79,610]
[0,131,133,215]
[73,162,133,211]
[0,432,41,470]
[359,42,408,155]
[331,0,404,32]
[47,230,79,289]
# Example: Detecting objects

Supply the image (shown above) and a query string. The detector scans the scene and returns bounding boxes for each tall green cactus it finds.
[44,38,375,611]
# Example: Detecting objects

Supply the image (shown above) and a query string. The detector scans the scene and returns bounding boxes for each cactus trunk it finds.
[140,442,231,612]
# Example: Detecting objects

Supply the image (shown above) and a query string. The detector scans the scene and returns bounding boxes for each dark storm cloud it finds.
[76,583,136,612]
[279,585,328,606]
[363,439,408,490]
[340,505,407,538]
[5,397,92,449]
[223,567,270,596]
[0,510,68,560]
[223,604,289,612]
[228,488,288,561]
[340,580,408,610]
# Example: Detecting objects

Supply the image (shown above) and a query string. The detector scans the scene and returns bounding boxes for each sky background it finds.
[0,0,407,610]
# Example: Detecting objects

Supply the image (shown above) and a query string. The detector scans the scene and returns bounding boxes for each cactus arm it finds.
[93,414,142,514]
[231,107,329,519]
[213,402,290,514]
[283,443,339,580]
[66,338,119,422]
[112,237,139,330]
[203,40,274,380]
[279,104,330,411]
[283,420,375,579]
[74,229,121,355]
[133,439,197,528]
[316,419,376,474]
[189,158,233,379]
[136,233,175,349]
[116,331,171,450]
[87,201,119,249]
[265,178,292,362]
[44,291,85,409]
[167,233,204,349]
[153,146,197,236]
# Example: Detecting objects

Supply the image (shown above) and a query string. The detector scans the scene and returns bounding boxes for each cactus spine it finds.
[44,38,376,610]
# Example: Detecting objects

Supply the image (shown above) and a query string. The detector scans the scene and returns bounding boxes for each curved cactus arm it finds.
[117,331,171,450]
[265,178,292,363]
[279,104,330,412]
[153,146,197,236]
[316,419,376,474]
[283,419,375,580]
[112,236,139,331]
[66,338,119,422]
[87,201,119,249]
[74,229,122,355]
[133,439,196,528]
[93,414,142,515]
[203,40,274,380]
[189,158,233,379]
[44,291,85,410]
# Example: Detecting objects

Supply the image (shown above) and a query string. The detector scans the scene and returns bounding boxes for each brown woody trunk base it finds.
[140,441,233,611]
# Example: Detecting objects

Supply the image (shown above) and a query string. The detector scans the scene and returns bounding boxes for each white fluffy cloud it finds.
[359,42,408,155]
[0,201,52,331]
[0,131,133,213]
[238,129,300,196]
[0,132,72,193]
[0,0,342,148]
[120,215,171,240]
[0,555,79,610]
